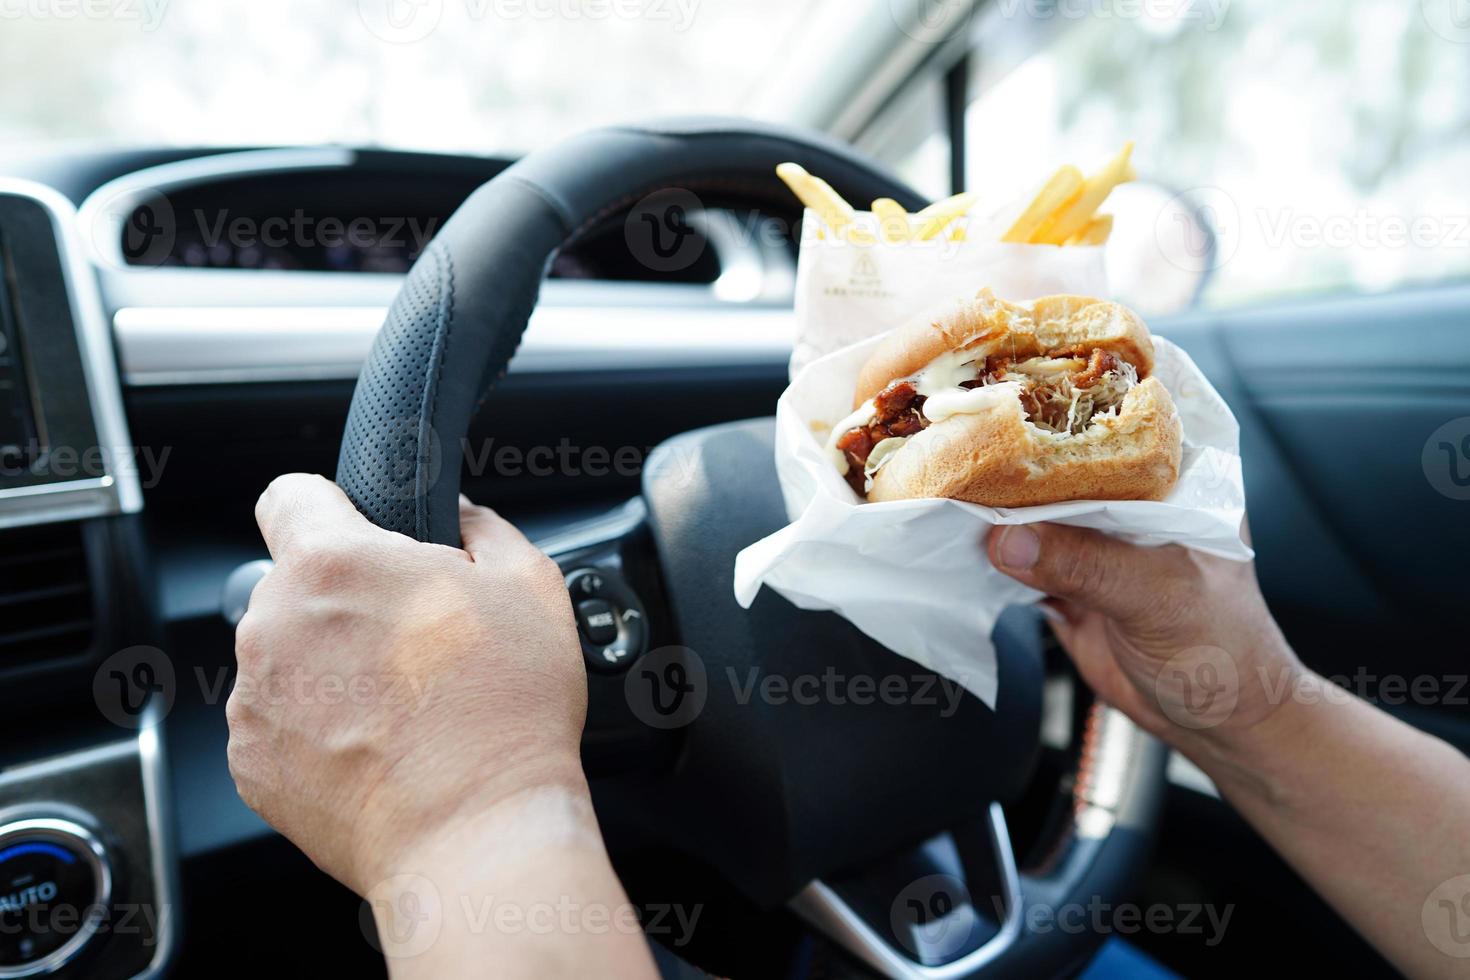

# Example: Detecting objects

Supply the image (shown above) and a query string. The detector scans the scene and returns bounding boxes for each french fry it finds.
[871,198,911,242]
[775,161,819,205]
[1067,213,1113,246]
[1002,166,1085,244]
[776,162,859,240]
[913,191,978,241]
[778,148,1134,251]
[1033,142,1135,245]
[812,176,867,244]
[817,176,870,245]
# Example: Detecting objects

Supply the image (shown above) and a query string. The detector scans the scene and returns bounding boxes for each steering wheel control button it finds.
[591,643,637,672]
[564,568,648,674]
[577,599,619,646]
[0,818,112,977]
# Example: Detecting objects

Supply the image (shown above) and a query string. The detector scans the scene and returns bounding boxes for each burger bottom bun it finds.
[865,377,1183,507]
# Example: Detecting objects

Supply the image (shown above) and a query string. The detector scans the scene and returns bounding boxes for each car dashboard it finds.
[0,145,798,979]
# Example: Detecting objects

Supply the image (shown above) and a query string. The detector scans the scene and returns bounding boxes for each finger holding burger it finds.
[984,519,1302,748]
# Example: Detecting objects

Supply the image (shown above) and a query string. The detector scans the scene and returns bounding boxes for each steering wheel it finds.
[335,118,1167,979]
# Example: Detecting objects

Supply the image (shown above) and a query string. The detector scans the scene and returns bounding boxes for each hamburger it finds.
[826,289,1182,507]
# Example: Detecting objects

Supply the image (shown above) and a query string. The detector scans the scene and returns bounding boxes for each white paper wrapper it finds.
[733,220,1251,709]
[789,208,1108,378]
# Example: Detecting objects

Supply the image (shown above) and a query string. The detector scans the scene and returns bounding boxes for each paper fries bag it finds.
[789,207,1109,377]
[732,216,1250,710]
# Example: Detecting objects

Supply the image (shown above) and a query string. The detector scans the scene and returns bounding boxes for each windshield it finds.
[0,0,817,153]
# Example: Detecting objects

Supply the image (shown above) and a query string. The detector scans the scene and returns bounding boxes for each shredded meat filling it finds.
[837,347,1134,494]
[837,380,927,493]
[1071,348,1121,389]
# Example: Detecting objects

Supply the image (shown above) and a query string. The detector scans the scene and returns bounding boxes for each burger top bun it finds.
[853,289,1156,409]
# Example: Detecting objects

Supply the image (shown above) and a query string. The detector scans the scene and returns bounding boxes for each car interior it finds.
[1,1,1467,977]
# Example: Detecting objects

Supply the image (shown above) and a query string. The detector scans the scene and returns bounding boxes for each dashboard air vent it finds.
[0,522,95,666]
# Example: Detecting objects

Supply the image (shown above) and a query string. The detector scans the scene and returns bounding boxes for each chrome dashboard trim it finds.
[0,178,142,528]
[134,710,178,980]
[0,477,117,532]
[534,498,648,559]
[0,475,112,499]
[114,301,795,386]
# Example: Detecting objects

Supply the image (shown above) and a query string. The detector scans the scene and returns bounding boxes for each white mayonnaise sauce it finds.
[824,350,1098,485]
[921,380,1025,422]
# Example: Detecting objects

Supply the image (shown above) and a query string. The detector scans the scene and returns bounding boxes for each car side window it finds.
[870,0,1470,315]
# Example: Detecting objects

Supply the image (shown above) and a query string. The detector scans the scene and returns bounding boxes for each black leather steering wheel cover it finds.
[336,117,929,544]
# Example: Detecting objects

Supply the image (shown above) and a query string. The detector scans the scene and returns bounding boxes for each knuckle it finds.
[234,616,265,666]
[225,730,254,792]
[528,557,572,604]
[284,534,356,587]
[267,472,312,495]
[226,729,277,820]
[464,502,495,522]
[526,549,563,586]
[224,689,250,732]
[230,771,262,816]
[496,540,561,586]
[1136,549,1203,626]
[256,473,298,522]
[1054,536,1112,596]
[1140,590,1192,634]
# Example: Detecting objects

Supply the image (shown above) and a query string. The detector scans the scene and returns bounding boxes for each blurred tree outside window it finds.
[948,0,1470,312]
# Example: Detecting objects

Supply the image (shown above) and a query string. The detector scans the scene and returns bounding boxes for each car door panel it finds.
[1158,284,1470,743]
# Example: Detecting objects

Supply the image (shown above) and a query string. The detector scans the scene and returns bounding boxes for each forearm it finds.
[1185,671,1470,979]
[370,782,658,980]
[985,523,1470,973]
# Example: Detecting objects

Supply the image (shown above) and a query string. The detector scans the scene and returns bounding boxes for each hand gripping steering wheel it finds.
[335,118,1168,979]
